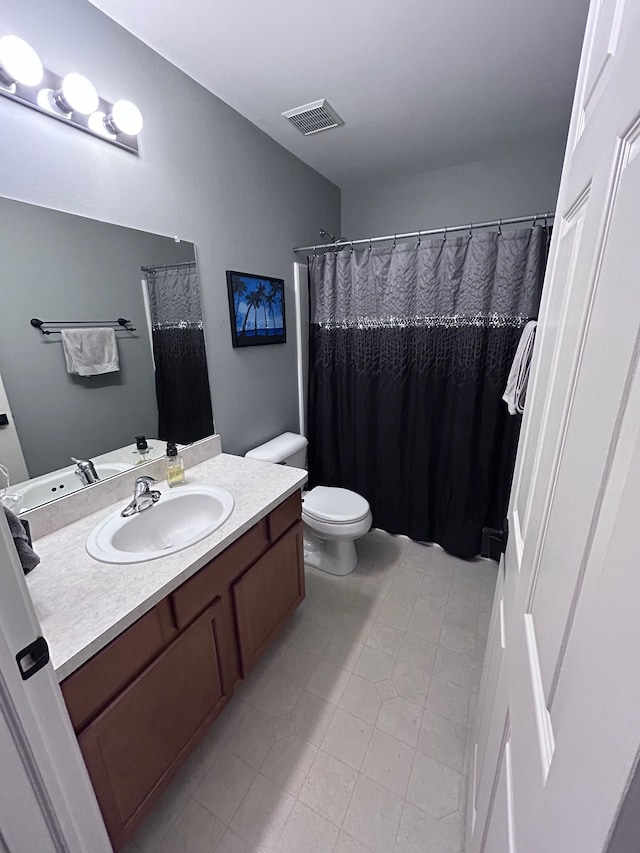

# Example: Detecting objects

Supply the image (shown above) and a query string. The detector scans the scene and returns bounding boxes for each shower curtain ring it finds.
[393,235,397,250]
[531,213,539,230]
[443,227,447,242]
[368,238,372,252]
[416,231,421,247]
[498,219,502,235]
[349,241,354,254]
[468,224,473,239]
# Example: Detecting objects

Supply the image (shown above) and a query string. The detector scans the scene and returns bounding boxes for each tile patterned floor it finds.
[124,531,496,853]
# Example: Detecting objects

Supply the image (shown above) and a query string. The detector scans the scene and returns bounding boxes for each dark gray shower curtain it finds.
[145,266,214,444]
[307,227,547,558]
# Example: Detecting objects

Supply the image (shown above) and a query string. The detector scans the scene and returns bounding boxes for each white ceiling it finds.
[89,0,589,188]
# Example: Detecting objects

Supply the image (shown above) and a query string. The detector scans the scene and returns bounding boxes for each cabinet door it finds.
[78,599,232,850]
[233,521,304,676]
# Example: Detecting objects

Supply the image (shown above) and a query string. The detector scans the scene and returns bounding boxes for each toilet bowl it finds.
[245,433,372,576]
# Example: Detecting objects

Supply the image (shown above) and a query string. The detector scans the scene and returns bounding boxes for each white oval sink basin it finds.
[16,461,132,512]
[86,485,235,564]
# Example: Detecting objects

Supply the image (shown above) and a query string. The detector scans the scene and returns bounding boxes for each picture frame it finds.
[226,270,286,347]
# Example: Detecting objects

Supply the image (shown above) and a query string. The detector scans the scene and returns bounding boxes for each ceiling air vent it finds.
[282,99,344,136]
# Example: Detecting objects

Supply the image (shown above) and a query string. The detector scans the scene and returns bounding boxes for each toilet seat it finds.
[302,486,370,524]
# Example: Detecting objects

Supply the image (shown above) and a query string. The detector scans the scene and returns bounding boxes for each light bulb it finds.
[0,35,43,87]
[58,72,98,114]
[108,99,143,136]
[88,110,115,138]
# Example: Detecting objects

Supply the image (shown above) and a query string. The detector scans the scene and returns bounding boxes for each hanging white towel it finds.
[61,328,120,376]
[503,320,537,415]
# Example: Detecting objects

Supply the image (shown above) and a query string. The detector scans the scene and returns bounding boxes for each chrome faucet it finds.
[121,476,161,517]
[71,457,99,486]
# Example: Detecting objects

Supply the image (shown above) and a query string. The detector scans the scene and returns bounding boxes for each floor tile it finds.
[376,600,412,631]
[253,673,302,717]
[322,707,373,770]
[133,775,189,852]
[276,646,321,688]
[394,801,449,853]
[307,660,351,704]
[339,673,383,725]
[354,646,396,683]
[272,713,295,740]
[406,752,461,819]
[361,728,415,797]
[376,678,399,702]
[291,688,336,746]
[438,624,476,654]
[291,618,334,656]
[334,831,375,853]
[365,622,404,657]
[277,801,338,853]
[377,696,423,747]
[213,828,250,853]
[406,611,443,644]
[156,798,225,853]
[439,810,465,853]
[413,591,448,619]
[444,602,479,633]
[323,633,365,672]
[298,748,358,825]
[397,634,437,672]
[385,582,421,611]
[417,709,466,773]
[229,774,295,849]
[433,646,474,691]
[426,677,470,727]
[227,706,275,768]
[343,774,404,853]
[259,734,317,796]
[193,749,257,824]
[391,660,430,705]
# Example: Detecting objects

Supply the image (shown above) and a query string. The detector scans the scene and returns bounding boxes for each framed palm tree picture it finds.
[226,270,287,347]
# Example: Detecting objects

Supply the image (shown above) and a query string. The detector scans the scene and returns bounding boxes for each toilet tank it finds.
[245,432,308,468]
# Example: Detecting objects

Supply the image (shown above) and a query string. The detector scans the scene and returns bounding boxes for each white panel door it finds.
[0,514,112,851]
[468,1,640,850]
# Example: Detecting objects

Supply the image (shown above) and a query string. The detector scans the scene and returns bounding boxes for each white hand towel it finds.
[60,328,120,376]
[503,320,537,415]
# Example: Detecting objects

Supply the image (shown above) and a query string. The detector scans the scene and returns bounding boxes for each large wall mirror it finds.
[0,197,214,511]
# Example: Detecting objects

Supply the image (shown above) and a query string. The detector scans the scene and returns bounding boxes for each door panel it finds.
[469,2,640,851]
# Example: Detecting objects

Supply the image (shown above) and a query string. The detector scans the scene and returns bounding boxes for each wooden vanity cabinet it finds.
[78,599,231,850]
[61,490,303,850]
[233,521,304,675]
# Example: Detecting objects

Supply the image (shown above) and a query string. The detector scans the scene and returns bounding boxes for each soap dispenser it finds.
[134,435,150,465]
[165,442,185,487]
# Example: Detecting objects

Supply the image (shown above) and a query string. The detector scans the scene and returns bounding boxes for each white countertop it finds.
[26,453,307,681]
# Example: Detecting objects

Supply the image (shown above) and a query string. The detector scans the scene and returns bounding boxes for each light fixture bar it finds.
[0,38,141,155]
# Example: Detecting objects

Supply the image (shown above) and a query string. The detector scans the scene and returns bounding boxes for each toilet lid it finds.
[302,486,370,524]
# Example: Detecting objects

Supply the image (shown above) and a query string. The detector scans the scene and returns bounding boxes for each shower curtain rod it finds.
[293,211,555,253]
[140,260,196,272]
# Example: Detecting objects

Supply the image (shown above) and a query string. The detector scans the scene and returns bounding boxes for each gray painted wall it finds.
[0,0,340,457]
[341,138,566,241]
[0,197,194,477]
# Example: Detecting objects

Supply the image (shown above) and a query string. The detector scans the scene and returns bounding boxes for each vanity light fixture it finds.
[0,34,142,154]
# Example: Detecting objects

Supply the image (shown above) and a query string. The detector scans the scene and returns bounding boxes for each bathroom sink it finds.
[16,461,132,511]
[86,485,235,564]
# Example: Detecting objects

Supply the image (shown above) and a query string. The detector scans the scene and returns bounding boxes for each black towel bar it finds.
[30,317,136,335]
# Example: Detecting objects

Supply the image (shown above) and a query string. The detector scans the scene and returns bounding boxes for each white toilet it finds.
[245,432,372,576]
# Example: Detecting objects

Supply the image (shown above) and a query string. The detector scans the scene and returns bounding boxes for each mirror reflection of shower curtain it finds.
[308,227,548,559]
[143,265,214,444]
